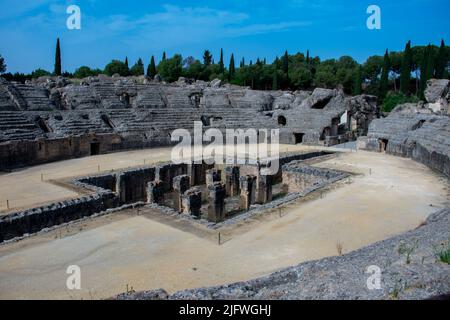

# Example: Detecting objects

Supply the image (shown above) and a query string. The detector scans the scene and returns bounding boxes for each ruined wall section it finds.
[0,191,119,242]
[359,110,450,176]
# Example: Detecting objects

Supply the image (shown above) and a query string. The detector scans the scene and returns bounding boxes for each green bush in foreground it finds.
[435,240,450,264]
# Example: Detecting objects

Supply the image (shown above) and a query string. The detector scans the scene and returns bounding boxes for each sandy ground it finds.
[0,148,447,300]
[0,144,310,214]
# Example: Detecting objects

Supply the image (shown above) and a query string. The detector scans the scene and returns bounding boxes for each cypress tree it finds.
[400,40,412,94]
[353,66,362,95]
[306,50,310,65]
[54,38,62,76]
[147,55,157,78]
[425,44,435,81]
[435,39,447,79]
[229,54,235,81]
[419,46,429,100]
[219,49,224,74]
[124,57,129,75]
[162,52,166,61]
[379,49,391,100]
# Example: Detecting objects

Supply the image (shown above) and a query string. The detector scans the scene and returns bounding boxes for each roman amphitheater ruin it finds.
[0,75,448,300]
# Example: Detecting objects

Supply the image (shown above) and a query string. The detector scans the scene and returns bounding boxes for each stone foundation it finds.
[173,175,191,212]
[207,182,226,223]
[181,188,202,217]
[240,175,257,210]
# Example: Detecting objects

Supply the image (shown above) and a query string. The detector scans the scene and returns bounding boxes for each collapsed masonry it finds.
[0,151,347,242]
[0,75,379,170]
[358,79,450,177]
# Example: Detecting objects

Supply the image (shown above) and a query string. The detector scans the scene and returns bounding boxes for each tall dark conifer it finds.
[400,40,412,94]
[353,66,362,95]
[219,49,224,74]
[229,54,235,81]
[54,38,62,76]
[147,55,157,78]
[379,49,391,100]
[419,45,430,99]
[124,57,129,75]
[435,39,447,79]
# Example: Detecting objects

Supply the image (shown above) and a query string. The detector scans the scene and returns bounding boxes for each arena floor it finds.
[0,146,448,299]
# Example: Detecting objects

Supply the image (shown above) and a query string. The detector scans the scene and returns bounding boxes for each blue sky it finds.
[0,0,448,73]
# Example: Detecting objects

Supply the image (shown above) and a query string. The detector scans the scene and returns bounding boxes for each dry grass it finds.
[336,241,344,256]
[416,219,428,229]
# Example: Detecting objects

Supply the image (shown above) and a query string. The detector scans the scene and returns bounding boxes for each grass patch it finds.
[398,240,418,264]
[434,239,450,264]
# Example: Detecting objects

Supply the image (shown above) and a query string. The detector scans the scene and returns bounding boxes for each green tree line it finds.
[1,39,449,112]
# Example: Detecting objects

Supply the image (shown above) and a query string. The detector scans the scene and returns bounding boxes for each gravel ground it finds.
[117,207,450,300]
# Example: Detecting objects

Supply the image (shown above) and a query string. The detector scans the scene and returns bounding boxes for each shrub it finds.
[382,92,419,113]
[434,240,450,264]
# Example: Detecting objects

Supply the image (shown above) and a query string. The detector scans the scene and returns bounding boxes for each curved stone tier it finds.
[0,75,379,169]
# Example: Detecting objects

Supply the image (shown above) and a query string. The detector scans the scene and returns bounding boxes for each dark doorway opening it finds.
[379,139,388,152]
[278,115,287,126]
[90,141,100,155]
[293,133,305,144]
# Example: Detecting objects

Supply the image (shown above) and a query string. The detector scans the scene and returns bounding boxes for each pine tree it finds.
[229,54,235,81]
[400,40,412,94]
[147,55,157,78]
[219,49,224,74]
[353,66,362,95]
[379,49,391,100]
[203,50,212,66]
[435,39,447,79]
[54,38,62,76]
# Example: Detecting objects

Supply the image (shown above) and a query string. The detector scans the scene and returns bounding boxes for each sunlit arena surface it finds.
[0,75,449,300]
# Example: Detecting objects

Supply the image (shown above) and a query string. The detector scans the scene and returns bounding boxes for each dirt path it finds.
[0,150,447,300]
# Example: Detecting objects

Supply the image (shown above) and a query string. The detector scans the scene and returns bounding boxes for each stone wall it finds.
[116,167,156,204]
[0,191,118,242]
[282,162,347,193]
